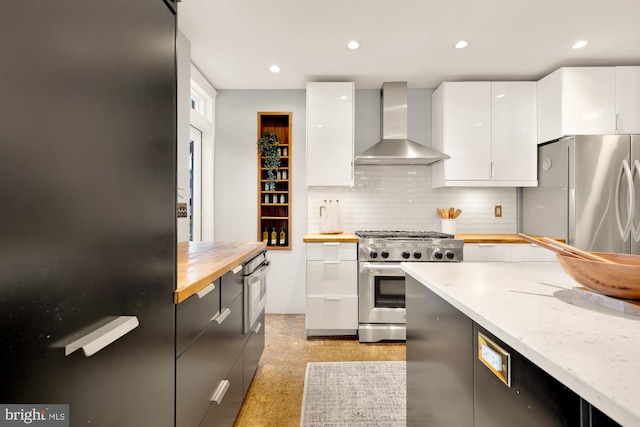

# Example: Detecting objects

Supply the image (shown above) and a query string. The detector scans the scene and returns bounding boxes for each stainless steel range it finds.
[356,230,464,343]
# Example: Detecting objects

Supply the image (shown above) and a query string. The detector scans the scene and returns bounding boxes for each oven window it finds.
[374,276,405,308]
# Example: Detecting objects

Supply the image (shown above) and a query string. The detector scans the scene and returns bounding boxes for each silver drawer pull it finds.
[478,243,496,247]
[211,380,230,404]
[253,322,262,334]
[323,242,340,246]
[196,282,216,299]
[323,260,341,264]
[231,265,242,274]
[65,316,139,357]
[215,308,231,324]
[324,296,341,301]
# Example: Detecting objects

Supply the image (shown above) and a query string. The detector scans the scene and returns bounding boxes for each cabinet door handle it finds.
[324,296,341,301]
[478,243,496,247]
[196,282,216,299]
[323,260,341,264]
[323,242,340,246]
[211,380,230,404]
[253,321,262,334]
[65,316,139,357]
[231,265,242,274]
[214,308,231,324]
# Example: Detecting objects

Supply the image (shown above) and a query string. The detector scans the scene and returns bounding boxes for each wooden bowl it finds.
[556,252,640,300]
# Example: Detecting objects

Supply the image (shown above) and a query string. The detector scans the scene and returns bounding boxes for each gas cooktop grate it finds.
[355,230,455,239]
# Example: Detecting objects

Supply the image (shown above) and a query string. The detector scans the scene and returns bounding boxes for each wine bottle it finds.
[279,227,286,246]
[271,227,277,246]
[262,227,268,243]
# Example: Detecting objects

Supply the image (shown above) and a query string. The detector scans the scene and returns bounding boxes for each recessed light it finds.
[454,40,468,49]
[572,40,588,49]
[496,94,505,99]
[347,40,360,50]
[340,95,348,100]
[269,65,280,73]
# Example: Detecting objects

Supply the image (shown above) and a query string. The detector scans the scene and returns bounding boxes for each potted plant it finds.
[257,130,281,190]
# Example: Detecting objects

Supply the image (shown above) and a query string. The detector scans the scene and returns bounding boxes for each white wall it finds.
[215,90,307,314]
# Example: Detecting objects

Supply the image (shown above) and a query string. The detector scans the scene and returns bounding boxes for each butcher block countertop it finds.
[456,233,564,243]
[175,241,266,304]
[303,232,359,243]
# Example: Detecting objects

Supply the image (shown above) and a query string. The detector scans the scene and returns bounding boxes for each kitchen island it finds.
[402,261,639,427]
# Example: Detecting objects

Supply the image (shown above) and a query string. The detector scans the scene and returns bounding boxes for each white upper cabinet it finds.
[537,66,640,143]
[616,66,640,134]
[432,81,537,187]
[306,82,355,187]
[491,82,537,182]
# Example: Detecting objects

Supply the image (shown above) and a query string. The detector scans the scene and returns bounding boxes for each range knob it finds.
[402,251,411,259]
[445,251,455,260]
[381,250,390,259]
[434,251,443,260]
[413,251,422,259]
[369,251,378,259]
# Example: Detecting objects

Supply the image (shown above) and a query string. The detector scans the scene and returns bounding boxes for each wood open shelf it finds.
[258,112,292,250]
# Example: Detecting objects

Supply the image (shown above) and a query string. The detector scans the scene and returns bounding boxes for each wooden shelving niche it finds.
[257,112,292,250]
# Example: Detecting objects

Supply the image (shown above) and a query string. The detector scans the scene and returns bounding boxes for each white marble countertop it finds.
[401,261,640,427]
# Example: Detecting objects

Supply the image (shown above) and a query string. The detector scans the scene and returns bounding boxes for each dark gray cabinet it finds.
[406,276,474,427]
[406,276,622,427]
[176,266,265,427]
[473,325,581,427]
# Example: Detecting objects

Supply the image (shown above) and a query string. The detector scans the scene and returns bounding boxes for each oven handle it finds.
[361,263,403,270]
[244,261,271,286]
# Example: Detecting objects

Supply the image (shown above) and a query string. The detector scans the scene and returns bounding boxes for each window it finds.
[189,125,202,241]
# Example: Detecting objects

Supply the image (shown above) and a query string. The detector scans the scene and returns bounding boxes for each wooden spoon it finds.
[517,233,581,259]
[448,207,455,219]
[453,209,462,219]
[541,237,616,264]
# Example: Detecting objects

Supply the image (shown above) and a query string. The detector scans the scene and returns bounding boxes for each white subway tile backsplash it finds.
[308,165,517,234]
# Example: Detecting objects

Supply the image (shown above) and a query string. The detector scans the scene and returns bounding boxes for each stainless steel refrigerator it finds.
[523,135,640,254]
[0,1,176,425]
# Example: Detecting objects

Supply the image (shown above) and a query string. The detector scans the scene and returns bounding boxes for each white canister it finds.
[441,219,456,235]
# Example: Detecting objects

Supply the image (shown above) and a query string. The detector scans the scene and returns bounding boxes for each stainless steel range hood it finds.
[354,82,450,165]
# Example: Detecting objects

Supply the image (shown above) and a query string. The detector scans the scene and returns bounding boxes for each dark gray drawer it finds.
[221,266,243,309]
[176,279,221,356]
[176,295,242,427]
[199,353,244,427]
[243,309,265,395]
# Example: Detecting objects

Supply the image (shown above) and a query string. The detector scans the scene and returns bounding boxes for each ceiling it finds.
[177,0,640,90]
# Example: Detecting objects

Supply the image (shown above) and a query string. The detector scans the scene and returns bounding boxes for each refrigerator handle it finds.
[615,159,634,240]
[633,160,640,242]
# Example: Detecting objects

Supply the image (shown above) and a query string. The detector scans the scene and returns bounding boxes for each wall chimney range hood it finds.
[354,82,450,166]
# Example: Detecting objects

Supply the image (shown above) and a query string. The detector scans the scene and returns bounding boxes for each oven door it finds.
[359,262,406,324]
[243,260,270,333]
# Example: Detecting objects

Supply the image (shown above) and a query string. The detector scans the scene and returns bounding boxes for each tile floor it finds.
[233,314,406,427]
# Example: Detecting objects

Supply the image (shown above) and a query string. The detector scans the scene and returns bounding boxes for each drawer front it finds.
[511,244,557,262]
[221,266,243,309]
[306,260,357,296]
[306,242,357,261]
[176,296,244,427]
[199,354,244,427]
[243,309,265,396]
[306,295,358,330]
[176,279,221,356]
[463,244,512,262]
[176,322,229,427]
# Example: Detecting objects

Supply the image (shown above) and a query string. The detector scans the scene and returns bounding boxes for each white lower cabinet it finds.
[464,243,557,262]
[305,242,357,336]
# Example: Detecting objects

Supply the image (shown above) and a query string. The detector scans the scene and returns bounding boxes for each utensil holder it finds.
[441,219,456,235]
